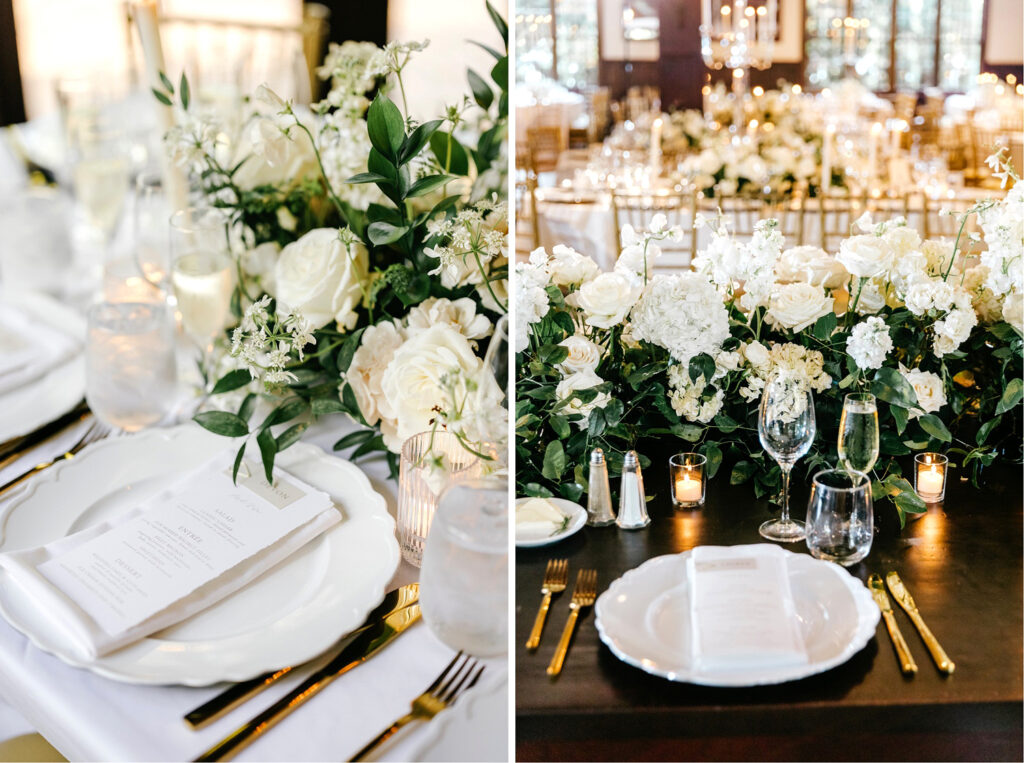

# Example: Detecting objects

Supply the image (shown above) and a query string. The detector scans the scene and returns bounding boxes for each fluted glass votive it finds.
[914,453,947,503]
[670,453,707,509]
[397,430,482,567]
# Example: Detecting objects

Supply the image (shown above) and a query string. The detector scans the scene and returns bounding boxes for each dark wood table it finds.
[515,459,1023,761]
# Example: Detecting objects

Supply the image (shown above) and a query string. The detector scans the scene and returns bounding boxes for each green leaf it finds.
[486,1,508,47]
[341,383,367,426]
[211,368,252,395]
[152,89,172,107]
[468,40,503,60]
[346,172,391,185]
[467,69,494,110]
[366,95,405,161]
[179,72,190,110]
[333,429,375,451]
[838,372,859,389]
[894,488,926,514]
[698,442,723,478]
[352,434,386,460]
[275,422,308,451]
[429,132,470,175]
[730,460,755,485]
[539,344,569,365]
[560,482,584,502]
[603,399,625,426]
[891,404,908,435]
[688,353,715,384]
[367,148,397,183]
[406,174,454,198]
[194,411,249,437]
[158,70,174,93]
[489,56,508,90]
[995,377,1023,415]
[523,482,554,498]
[976,415,1002,446]
[368,221,409,245]
[549,415,571,439]
[400,119,443,164]
[918,414,952,442]
[262,398,309,428]
[813,311,838,340]
[312,397,347,417]
[542,440,566,480]
[336,327,366,374]
[871,367,918,409]
[256,428,277,484]
[238,393,258,423]
[231,441,246,484]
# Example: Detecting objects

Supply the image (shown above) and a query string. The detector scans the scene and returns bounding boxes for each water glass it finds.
[86,302,178,431]
[419,478,507,657]
[838,392,879,474]
[397,430,483,567]
[805,469,873,566]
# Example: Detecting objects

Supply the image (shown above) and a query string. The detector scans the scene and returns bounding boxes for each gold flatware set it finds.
[869,572,954,676]
[526,560,598,678]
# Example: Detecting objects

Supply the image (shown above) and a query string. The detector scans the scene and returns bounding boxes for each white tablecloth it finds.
[0,417,507,761]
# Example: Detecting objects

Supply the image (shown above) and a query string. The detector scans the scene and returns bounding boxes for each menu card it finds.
[687,545,808,672]
[0,453,339,659]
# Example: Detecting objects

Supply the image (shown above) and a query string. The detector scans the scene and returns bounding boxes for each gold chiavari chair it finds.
[968,124,1015,188]
[865,191,912,222]
[515,178,536,258]
[525,126,563,175]
[770,191,810,247]
[612,187,698,270]
[921,192,986,243]
[816,195,869,252]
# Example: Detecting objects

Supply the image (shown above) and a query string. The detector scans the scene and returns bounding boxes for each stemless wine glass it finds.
[758,372,817,542]
[838,392,879,474]
[86,302,178,431]
[419,478,508,657]
[805,469,874,566]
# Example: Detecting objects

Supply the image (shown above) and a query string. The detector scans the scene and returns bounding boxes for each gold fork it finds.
[348,652,485,762]
[0,419,111,498]
[547,569,597,677]
[526,558,568,649]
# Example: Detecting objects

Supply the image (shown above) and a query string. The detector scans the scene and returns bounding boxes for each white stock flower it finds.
[846,316,893,370]
[899,367,946,418]
[615,241,662,283]
[405,297,492,342]
[776,245,848,289]
[629,273,730,364]
[575,272,642,329]
[274,228,368,330]
[766,283,834,333]
[932,308,977,357]
[555,372,611,426]
[513,260,551,352]
[254,83,288,112]
[556,334,603,376]
[548,244,599,286]
[346,320,405,426]
[837,235,895,279]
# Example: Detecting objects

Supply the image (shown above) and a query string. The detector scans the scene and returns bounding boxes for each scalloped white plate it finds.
[595,546,879,686]
[0,424,400,686]
[0,290,85,443]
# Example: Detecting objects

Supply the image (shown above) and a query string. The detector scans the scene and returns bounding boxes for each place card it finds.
[687,545,808,672]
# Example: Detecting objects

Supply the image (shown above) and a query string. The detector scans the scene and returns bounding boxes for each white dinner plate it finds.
[0,424,400,686]
[409,669,508,762]
[515,497,587,548]
[0,290,85,443]
[595,547,879,686]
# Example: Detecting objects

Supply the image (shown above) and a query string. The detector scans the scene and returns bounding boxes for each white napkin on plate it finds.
[687,544,808,673]
[0,304,80,396]
[0,454,340,660]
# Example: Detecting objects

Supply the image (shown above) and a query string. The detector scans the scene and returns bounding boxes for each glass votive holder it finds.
[669,452,707,509]
[397,430,482,567]
[914,452,948,503]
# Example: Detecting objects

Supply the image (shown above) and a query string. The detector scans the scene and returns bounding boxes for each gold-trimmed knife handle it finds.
[526,592,552,650]
[546,607,579,677]
[907,610,954,674]
[881,610,917,675]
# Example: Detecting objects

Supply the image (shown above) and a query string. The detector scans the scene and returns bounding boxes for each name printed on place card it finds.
[38,459,332,636]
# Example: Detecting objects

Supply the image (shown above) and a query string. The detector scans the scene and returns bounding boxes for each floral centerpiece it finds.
[515,151,1022,525]
[154,3,510,481]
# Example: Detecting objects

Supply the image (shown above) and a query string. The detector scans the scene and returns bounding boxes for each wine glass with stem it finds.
[758,371,817,542]
[837,392,879,474]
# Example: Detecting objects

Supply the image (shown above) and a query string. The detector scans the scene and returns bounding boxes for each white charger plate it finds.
[0,290,85,443]
[595,547,879,686]
[0,424,400,686]
[515,497,586,548]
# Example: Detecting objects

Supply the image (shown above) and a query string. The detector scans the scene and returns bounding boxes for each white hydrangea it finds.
[846,316,893,370]
[666,367,725,423]
[513,258,551,353]
[629,272,731,365]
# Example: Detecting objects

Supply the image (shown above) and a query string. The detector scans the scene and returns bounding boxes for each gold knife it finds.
[194,603,421,762]
[184,583,420,729]
[868,574,917,675]
[886,572,955,674]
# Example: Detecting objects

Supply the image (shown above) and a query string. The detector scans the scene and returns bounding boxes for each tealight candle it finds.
[670,453,707,509]
[914,453,948,503]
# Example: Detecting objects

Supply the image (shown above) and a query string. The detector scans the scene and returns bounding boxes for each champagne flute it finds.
[70,120,130,260]
[838,392,879,474]
[758,372,817,543]
[133,172,172,293]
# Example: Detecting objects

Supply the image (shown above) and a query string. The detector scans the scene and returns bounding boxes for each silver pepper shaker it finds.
[586,448,616,526]
[617,450,651,529]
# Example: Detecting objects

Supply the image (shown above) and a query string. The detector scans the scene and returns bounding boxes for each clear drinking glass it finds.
[70,121,130,246]
[397,430,483,567]
[134,172,172,293]
[805,469,874,566]
[838,392,879,474]
[419,478,508,657]
[758,372,817,542]
[86,302,178,431]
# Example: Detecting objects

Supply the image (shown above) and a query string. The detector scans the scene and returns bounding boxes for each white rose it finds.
[232,112,319,190]
[555,371,611,426]
[549,245,599,286]
[274,229,368,329]
[837,235,895,279]
[766,283,835,333]
[575,272,642,329]
[744,340,770,369]
[776,245,848,289]
[346,320,405,426]
[900,367,947,419]
[1003,290,1024,335]
[405,297,492,342]
[556,334,603,376]
[854,279,887,314]
[378,325,486,451]
[883,225,922,257]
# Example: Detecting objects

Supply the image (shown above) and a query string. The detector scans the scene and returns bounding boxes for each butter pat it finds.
[516,498,567,537]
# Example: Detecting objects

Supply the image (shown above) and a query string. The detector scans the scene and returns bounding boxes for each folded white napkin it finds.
[0,453,340,660]
[687,545,808,673]
[0,304,80,395]
[515,498,566,539]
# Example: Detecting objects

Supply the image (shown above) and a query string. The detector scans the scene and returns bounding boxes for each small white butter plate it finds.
[514,497,587,548]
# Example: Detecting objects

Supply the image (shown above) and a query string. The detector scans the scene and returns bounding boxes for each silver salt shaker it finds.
[616,450,651,529]
[586,448,616,526]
